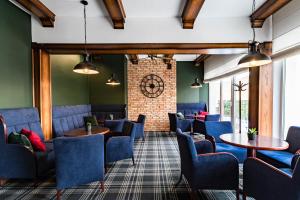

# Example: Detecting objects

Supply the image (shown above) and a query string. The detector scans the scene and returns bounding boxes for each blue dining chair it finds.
[176,128,240,199]
[54,134,105,200]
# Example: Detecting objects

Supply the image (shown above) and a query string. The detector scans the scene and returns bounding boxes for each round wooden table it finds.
[64,127,110,137]
[219,134,289,157]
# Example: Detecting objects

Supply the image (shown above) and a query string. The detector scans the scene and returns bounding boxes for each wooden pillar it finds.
[32,46,52,140]
[248,42,273,136]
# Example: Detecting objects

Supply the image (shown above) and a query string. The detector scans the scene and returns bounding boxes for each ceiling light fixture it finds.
[238,0,272,68]
[73,0,99,75]
[106,74,120,86]
[191,78,202,88]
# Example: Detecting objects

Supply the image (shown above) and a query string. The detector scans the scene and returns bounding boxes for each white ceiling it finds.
[40,0,267,18]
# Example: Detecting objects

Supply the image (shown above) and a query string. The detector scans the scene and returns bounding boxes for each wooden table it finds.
[220,134,289,157]
[64,127,110,137]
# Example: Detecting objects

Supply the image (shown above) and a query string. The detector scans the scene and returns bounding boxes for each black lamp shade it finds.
[73,55,99,74]
[238,42,272,68]
[191,78,202,88]
[106,74,120,86]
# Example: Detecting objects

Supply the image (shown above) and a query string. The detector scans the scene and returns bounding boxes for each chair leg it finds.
[132,156,135,166]
[242,193,247,200]
[175,171,182,187]
[189,190,198,200]
[56,190,61,200]
[236,189,240,200]
[143,136,145,141]
[99,181,104,192]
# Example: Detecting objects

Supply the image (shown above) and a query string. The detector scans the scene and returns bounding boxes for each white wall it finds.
[32,16,272,43]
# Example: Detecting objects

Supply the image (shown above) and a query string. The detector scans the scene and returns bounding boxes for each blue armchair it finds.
[257,126,300,168]
[193,120,206,134]
[104,119,125,132]
[54,134,105,200]
[168,113,192,133]
[0,108,54,180]
[205,121,247,163]
[176,128,239,199]
[132,114,146,140]
[243,156,300,200]
[205,114,221,121]
[106,121,136,165]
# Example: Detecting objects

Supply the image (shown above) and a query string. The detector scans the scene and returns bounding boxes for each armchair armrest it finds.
[205,135,216,152]
[0,144,36,179]
[106,136,131,149]
[292,154,300,170]
[194,139,213,154]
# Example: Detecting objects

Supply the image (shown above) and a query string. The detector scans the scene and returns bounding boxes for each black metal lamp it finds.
[73,0,99,75]
[238,0,272,68]
[106,74,120,86]
[191,78,202,88]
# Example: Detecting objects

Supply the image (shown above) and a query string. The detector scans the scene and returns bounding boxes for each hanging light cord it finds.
[252,0,256,42]
[83,1,88,55]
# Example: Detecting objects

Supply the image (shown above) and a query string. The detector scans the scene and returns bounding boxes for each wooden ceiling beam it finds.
[181,0,205,29]
[16,0,55,27]
[33,42,250,54]
[127,54,139,64]
[194,54,210,66]
[250,0,292,28]
[103,0,126,29]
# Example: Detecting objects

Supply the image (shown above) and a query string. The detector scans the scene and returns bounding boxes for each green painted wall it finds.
[51,55,90,106]
[89,55,126,104]
[0,1,32,108]
[176,61,208,103]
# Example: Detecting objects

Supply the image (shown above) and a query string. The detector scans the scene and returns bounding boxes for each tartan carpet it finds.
[0,132,249,200]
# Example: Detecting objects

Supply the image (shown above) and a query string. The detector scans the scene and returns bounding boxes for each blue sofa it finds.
[52,105,92,138]
[257,126,300,168]
[177,103,207,118]
[0,108,54,179]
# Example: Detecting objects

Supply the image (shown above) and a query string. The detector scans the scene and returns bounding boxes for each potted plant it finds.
[247,128,257,140]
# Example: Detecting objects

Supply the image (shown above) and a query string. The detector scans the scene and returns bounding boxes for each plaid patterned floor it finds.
[0,132,248,200]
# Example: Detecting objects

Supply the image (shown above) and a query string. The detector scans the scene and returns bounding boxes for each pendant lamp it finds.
[238,0,272,68]
[191,78,202,88]
[73,0,99,75]
[106,74,120,86]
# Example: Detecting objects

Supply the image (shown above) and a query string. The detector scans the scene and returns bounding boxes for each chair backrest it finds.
[194,120,206,135]
[205,121,233,143]
[176,128,197,166]
[0,108,45,142]
[168,113,177,132]
[54,134,104,190]
[286,126,300,153]
[205,114,221,121]
[91,104,126,121]
[122,121,136,137]
[137,114,146,124]
[52,105,91,137]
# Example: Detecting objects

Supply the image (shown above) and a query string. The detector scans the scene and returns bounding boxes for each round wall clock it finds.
[140,74,164,98]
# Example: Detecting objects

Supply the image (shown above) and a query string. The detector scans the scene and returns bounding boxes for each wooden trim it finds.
[32,47,52,140]
[34,43,249,54]
[182,0,205,29]
[103,0,126,29]
[16,0,55,27]
[194,54,210,66]
[248,67,259,129]
[163,54,174,64]
[127,54,138,64]
[250,0,292,28]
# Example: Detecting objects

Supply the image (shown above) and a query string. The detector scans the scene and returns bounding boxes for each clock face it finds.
[140,74,164,98]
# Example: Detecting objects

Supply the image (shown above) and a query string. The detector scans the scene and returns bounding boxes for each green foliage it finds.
[248,128,257,135]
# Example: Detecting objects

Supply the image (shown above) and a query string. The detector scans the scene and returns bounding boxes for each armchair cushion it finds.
[257,150,294,167]
[205,121,233,143]
[216,143,247,163]
[21,128,46,152]
[8,132,33,152]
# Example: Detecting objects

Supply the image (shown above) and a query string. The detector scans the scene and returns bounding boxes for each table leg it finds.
[247,149,256,157]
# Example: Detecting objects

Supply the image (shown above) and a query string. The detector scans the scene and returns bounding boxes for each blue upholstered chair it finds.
[243,156,300,200]
[257,126,300,168]
[205,121,247,163]
[205,114,221,121]
[193,119,206,134]
[104,119,125,132]
[106,121,136,165]
[176,128,240,199]
[0,108,54,180]
[54,134,105,200]
[132,114,146,140]
[168,113,192,133]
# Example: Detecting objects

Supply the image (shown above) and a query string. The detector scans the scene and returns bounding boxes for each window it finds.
[209,80,220,114]
[221,77,232,122]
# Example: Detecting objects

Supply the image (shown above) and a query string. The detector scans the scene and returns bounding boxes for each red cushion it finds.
[200,111,209,115]
[21,128,46,152]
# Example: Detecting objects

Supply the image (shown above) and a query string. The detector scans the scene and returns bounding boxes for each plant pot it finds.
[247,134,256,140]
